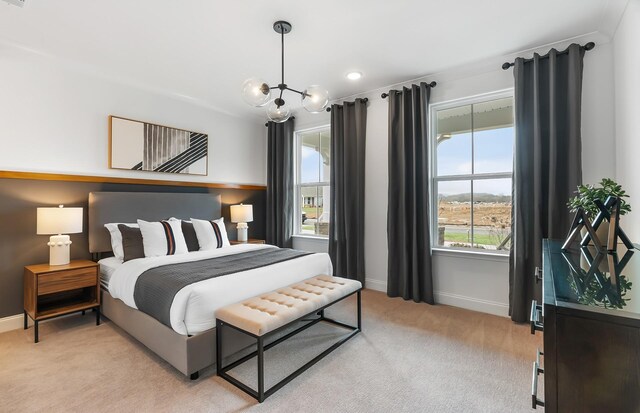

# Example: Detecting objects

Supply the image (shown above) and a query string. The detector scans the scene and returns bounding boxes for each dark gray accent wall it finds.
[0,178,266,318]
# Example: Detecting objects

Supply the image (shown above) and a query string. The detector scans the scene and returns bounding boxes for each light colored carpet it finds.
[0,290,540,413]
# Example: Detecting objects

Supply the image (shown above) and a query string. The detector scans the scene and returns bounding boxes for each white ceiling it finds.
[0,0,628,119]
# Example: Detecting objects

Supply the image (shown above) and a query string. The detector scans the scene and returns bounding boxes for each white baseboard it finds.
[0,313,31,334]
[434,292,509,317]
[364,278,508,317]
[365,278,387,292]
[0,311,85,334]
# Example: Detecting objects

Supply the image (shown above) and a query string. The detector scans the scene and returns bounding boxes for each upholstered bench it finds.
[216,275,362,402]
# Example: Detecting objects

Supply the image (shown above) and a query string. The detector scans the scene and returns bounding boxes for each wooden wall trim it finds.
[0,170,266,190]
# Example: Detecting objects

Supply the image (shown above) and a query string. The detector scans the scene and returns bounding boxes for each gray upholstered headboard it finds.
[88,192,222,253]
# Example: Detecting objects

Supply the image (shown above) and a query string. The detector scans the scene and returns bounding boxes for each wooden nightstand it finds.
[24,260,100,343]
[230,239,266,245]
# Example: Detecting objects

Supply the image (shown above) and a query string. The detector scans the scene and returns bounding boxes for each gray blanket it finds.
[133,248,312,328]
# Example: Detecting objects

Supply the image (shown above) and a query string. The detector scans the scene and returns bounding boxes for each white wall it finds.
[0,45,266,185]
[294,33,616,317]
[614,0,640,242]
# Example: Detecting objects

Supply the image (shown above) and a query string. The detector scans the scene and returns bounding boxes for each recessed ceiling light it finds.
[347,71,362,80]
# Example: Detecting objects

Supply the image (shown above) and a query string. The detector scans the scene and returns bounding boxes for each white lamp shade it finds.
[230,204,253,223]
[37,206,83,235]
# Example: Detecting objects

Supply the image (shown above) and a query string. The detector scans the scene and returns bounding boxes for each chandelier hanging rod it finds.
[270,22,307,102]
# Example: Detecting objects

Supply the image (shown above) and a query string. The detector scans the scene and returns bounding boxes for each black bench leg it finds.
[23,311,28,330]
[34,320,39,343]
[96,307,101,326]
[216,319,222,376]
[257,336,265,403]
[190,371,199,380]
[357,290,362,331]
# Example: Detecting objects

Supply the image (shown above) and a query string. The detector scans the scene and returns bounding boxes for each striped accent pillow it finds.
[137,219,188,257]
[209,220,224,248]
[191,217,230,250]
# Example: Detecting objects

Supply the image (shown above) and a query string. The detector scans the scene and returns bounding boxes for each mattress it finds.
[108,244,333,336]
[98,256,122,289]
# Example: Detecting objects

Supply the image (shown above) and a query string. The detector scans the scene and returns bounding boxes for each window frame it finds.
[429,89,515,255]
[293,124,331,238]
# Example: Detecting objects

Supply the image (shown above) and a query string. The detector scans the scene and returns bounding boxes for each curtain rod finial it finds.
[326,107,331,112]
[502,62,513,70]
[381,92,389,99]
[584,42,595,51]
[429,81,437,88]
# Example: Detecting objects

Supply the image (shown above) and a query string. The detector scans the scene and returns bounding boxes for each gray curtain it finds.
[329,99,367,284]
[509,44,584,322]
[387,83,434,304]
[266,118,295,248]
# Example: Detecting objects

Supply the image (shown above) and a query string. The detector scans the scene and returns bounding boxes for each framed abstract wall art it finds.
[109,116,208,176]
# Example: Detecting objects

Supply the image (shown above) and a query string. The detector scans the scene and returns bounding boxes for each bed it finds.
[89,192,332,379]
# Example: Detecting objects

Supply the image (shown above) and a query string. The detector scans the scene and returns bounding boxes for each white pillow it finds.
[104,223,139,262]
[137,219,188,257]
[190,217,229,250]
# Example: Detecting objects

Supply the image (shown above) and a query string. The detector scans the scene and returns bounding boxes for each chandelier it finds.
[241,21,329,123]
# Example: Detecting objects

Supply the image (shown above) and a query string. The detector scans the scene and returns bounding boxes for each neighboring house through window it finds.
[431,91,514,252]
[294,126,331,237]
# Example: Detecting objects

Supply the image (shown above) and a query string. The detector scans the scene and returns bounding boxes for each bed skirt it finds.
[100,288,254,377]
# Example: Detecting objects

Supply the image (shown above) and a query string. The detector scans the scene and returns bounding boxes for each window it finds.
[431,92,514,252]
[294,126,331,237]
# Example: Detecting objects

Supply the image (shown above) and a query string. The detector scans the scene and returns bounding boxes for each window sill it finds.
[431,247,509,262]
[292,234,329,241]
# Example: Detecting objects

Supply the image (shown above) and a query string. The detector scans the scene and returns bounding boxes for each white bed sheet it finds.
[108,244,333,335]
[98,256,123,288]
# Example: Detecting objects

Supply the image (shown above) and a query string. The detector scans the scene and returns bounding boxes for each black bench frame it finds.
[216,288,362,402]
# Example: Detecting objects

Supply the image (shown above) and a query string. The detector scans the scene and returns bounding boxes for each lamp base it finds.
[48,234,71,266]
[237,223,248,242]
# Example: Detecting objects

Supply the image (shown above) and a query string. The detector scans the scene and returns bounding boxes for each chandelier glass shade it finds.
[241,78,271,107]
[301,85,330,113]
[241,21,329,123]
[266,100,291,123]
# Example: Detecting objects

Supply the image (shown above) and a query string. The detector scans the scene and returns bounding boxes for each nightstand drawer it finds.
[38,268,97,295]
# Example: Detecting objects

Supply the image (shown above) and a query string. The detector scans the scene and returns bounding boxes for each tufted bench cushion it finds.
[216,275,362,337]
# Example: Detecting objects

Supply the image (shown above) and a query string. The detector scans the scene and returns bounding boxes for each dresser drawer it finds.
[38,268,97,295]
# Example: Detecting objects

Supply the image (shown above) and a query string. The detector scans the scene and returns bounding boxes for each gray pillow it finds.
[118,224,145,262]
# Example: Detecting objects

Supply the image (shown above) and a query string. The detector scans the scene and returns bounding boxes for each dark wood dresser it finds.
[532,239,640,412]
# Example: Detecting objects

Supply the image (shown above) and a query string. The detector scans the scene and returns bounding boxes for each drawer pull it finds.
[530,300,543,335]
[534,266,543,283]
[531,349,545,409]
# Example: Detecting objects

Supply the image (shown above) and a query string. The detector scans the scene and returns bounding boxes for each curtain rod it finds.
[263,96,371,124]
[325,97,369,112]
[264,116,295,127]
[381,81,437,98]
[501,41,595,70]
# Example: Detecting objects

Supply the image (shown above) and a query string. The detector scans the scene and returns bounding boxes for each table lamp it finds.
[37,205,83,265]
[230,204,253,242]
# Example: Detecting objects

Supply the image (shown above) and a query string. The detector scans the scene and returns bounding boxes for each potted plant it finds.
[568,178,632,244]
